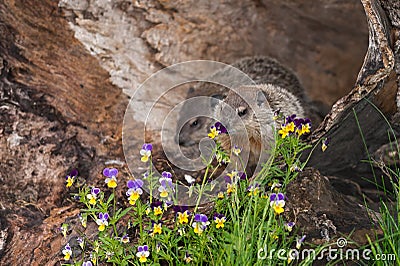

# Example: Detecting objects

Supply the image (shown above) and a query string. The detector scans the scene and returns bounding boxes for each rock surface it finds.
[286,168,380,245]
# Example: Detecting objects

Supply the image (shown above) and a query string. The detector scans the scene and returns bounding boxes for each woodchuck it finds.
[213,84,306,175]
[175,56,314,151]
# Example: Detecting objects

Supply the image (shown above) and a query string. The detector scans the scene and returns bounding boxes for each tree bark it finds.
[0,1,127,264]
[307,0,400,196]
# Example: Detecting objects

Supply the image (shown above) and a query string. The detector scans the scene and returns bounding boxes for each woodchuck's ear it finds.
[256,90,267,107]
[210,94,224,108]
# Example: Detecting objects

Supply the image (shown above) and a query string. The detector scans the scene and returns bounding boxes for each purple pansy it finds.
[173,205,189,214]
[285,114,297,124]
[224,175,232,184]
[213,213,226,229]
[151,201,163,209]
[270,192,285,202]
[126,179,144,203]
[103,168,118,177]
[159,171,173,188]
[213,213,225,220]
[269,193,286,214]
[99,212,109,220]
[91,187,100,195]
[215,122,227,134]
[293,118,311,129]
[96,212,109,231]
[322,137,330,152]
[87,187,100,205]
[296,235,306,249]
[192,213,210,234]
[142,143,153,151]
[285,222,295,232]
[127,179,144,191]
[194,213,208,223]
[65,169,78,187]
[138,245,149,252]
[140,143,153,162]
[70,169,78,177]
[239,171,247,180]
[136,245,150,262]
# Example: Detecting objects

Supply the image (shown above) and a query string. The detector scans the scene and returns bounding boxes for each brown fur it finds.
[214,84,305,174]
[176,56,308,150]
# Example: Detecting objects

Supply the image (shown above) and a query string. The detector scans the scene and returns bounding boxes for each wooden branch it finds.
[311,0,394,142]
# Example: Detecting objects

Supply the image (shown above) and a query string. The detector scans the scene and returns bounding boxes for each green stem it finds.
[303,137,323,167]
[191,148,216,223]
[149,157,153,204]
[137,200,144,241]
[112,188,118,236]
[191,164,211,222]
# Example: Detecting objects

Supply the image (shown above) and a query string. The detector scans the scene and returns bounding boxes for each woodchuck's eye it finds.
[190,119,198,127]
[237,106,247,117]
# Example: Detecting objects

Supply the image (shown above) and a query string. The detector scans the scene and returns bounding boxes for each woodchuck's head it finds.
[213,85,275,144]
[176,116,212,147]
[175,87,226,148]
[213,84,305,155]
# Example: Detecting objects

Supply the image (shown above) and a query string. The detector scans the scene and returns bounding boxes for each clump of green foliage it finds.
[60,114,316,265]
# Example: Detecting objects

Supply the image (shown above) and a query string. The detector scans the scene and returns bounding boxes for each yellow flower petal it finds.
[178,212,189,224]
[273,205,284,215]
[153,224,162,235]
[130,192,140,202]
[194,224,203,234]
[107,179,117,188]
[98,224,106,231]
[154,207,163,216]
[160,190,168,198]
[66,177,74,187]
[139,255,147,263]
[64,253,71,261]
[322,143,328,152]
[208,127,219,139]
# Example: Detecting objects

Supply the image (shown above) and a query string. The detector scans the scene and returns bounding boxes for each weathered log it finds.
[286,168,381,246]
[0,1,128,264]
[307,0,400,196]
